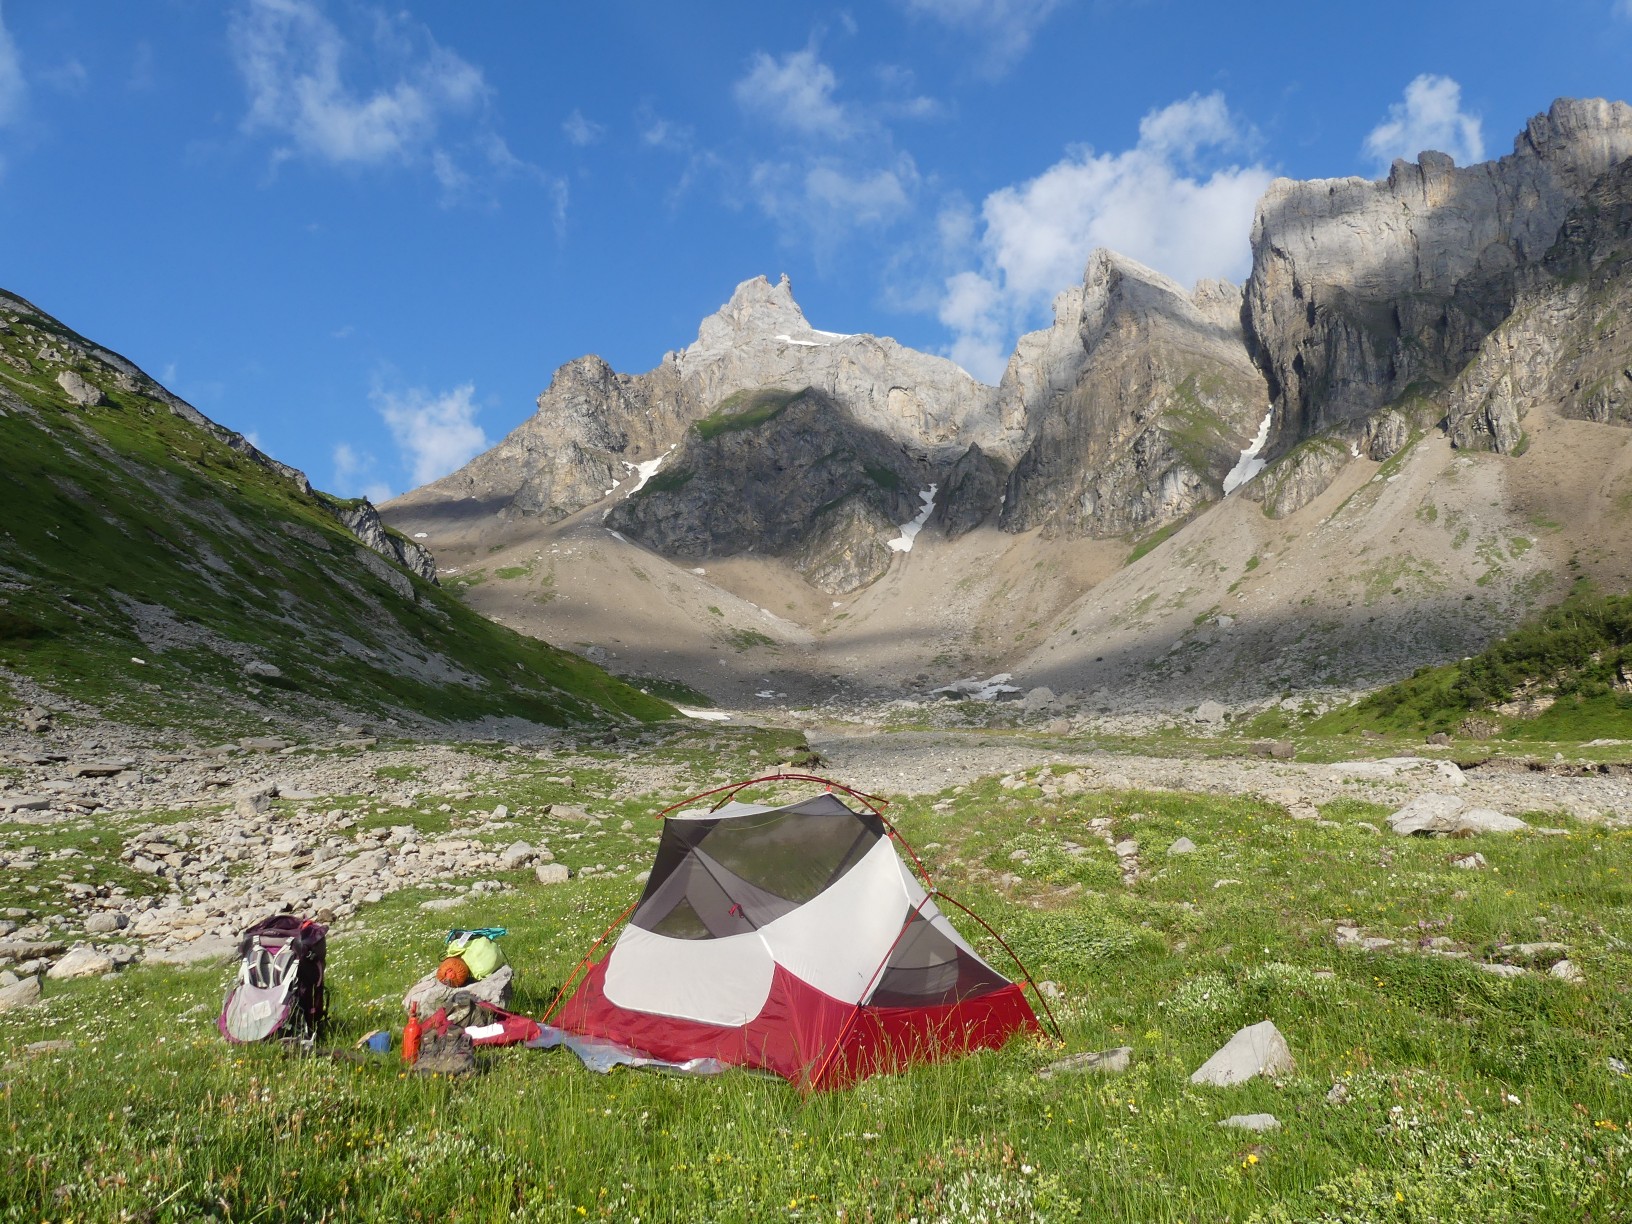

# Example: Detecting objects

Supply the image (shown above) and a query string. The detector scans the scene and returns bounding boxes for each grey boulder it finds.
[47,945,115,981]
[0,975,42,1012]
[1217,1113,1281,1132]
[1190,1020,1294,1086]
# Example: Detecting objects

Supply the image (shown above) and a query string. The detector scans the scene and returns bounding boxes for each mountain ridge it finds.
[384,96,1632,714]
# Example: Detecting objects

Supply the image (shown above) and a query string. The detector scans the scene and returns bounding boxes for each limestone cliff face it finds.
[597,385,933,590]
[409,275,1002,525]
[1445,152,1632,451]
[996,251,1270,537]
[1244,98,1632,447]
[602,388,935,594]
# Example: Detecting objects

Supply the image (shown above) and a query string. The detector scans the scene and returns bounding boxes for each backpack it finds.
[218,914,328,1043]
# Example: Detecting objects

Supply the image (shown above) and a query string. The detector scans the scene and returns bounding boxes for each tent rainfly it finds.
[547,777,1048,1089]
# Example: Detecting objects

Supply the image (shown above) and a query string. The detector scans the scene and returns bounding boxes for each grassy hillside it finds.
[1311,582,1632,739]
[1,734,1628,1220]
[0,291,672,732]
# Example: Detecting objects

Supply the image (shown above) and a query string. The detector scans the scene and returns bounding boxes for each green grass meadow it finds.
[3,735,1631,1222]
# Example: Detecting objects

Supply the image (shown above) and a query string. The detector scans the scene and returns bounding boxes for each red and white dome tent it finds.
[544,774,1059,1090]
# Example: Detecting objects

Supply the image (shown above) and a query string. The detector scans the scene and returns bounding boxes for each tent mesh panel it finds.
[867,913,1012,1007]
[631,794,886,940]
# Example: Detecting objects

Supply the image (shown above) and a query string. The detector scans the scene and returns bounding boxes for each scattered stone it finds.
[1449,852,1487,870]
[55,369,105,406]
[239,736,292,752]
[1386,793,1466,836]
[18,706,55,733]
[1476,962,1527,978]
[404,962,513,1016]
[1190,1020,1294,1086]
[233,784,276,818]
[25,1039,73,1055]
[499,841,536,870]
[1021,686,1057,714]
[1455,809,1530,835]
[1425,732,1452,746]
[1253,740,1295,760]
[242,660,283,679]
[143,937,236,967]
[534,864,570,885]
[46,945,115,980]
[1325,1082,1350,1105]
[1167,837,1197,856]
[1504,941,1568,965]
[1194,700,1226,726]
[0,975,42,1012]
[1037,1046,1132,1079]
[84,912,128,934]
[419,895,468,911]
[1218,1113,1280,1132]
[1549,959,1584,983]
[0,795,51,813]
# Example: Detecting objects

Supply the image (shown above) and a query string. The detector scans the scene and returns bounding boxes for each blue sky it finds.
[2,1,1630,502]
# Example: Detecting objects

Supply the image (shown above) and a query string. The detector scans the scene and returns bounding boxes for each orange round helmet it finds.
[435,956,472,987]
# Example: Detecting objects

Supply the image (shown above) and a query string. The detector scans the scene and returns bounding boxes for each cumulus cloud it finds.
[372,382,489,487]
[0,2,26,128]
[899,0,1064,77]
[231,0,484,165]
[562,108,604,147]
[229,0,558,207]
[936,92,1275,382]
[734,47,853,138]
[1362,74,1483,174]
[748,152,920,244]
[333,441,392,503]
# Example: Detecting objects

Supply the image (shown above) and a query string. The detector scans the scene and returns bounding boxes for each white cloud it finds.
[372,382,489,487]
[333,440,392,503]
[899,0,1064,77]
[749,152,919,242]
[231,0,484,166]
[936,92,1275,382]
[0,2,26,127]
[229,0,558,209]
[638,109,692,151]
[1362,74,1483,173]
[734,47,852,138]
[562,108,604,147]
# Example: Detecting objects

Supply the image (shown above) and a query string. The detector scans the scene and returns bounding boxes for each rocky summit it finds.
[386,97,1632,713]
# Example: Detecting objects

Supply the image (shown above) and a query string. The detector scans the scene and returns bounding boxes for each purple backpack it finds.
[218,915,328,1043]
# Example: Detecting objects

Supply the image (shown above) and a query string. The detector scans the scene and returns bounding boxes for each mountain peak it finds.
[693,274,814,350]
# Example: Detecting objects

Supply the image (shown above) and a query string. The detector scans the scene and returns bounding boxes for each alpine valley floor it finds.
[2,711,1631,1221]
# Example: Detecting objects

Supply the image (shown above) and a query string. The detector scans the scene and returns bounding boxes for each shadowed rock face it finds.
[996,251,1270,538]
[1244,98,1632,450]
[389,97,1632,598]
[403,275,1002,527]
[1444,151,1632,452]
[603,388,936,594]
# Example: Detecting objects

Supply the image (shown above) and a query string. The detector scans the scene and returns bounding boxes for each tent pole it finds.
[930,890,1063,1043]
[806,896,936,1093]
[540,898,638,1025]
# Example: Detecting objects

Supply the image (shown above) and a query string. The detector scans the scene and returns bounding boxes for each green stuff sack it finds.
[445,928,506,981]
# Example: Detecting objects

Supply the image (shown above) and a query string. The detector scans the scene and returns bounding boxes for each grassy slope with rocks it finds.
[2,727,1630,1222]
[1311,582,1632,740]
[0,290,671,734]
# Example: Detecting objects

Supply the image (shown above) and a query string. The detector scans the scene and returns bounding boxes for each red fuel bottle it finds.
[402,1003,422,1065]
